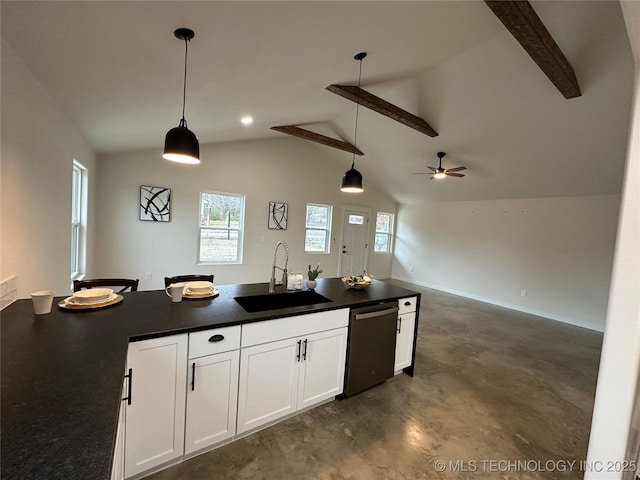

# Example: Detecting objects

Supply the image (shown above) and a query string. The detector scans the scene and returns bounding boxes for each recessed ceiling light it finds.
[241,116,253,126]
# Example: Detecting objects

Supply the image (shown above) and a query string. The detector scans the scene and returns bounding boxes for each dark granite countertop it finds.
[0,278,419,480]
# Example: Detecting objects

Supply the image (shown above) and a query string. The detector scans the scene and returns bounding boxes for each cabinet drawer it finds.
[189,326,241,359]
[398,296,417,315]
[241,309,349,348]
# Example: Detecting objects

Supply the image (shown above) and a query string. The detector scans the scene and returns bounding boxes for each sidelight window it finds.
[198,191,245,264]
[305,203,332,253]
[374,212,394,253]
[71,160,87,280]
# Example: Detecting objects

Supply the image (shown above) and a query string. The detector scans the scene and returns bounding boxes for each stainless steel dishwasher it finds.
[343,301,399,396]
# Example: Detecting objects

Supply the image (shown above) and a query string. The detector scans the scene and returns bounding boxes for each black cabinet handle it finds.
[191,362,196,391]
[296,340,302,362]
[302,339,308,360]
[404,301,411,306]
[397,318,402,334]
[123,368,132,405]
[208,334,225,343]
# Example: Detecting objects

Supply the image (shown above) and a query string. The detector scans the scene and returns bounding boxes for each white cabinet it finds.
[237,309,349,435]
[394,313,416,372]
[395,297,417,373]
[185,326,240,455]
[110,376,127,480]
[297,328,348,409]
[124,334,188,479]
[237,337,300,433]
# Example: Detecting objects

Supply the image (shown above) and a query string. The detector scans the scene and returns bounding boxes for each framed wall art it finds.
[139,185,171,222]
[268,202,288,230]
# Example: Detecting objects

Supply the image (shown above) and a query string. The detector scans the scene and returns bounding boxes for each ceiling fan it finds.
[413,152,466,180]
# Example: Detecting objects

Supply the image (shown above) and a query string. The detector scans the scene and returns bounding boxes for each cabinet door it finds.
[237,337,300,434]
[110,376,127,480]
[185,350,240,454]
[394,313,415,373]
[297,327,348,409]
[125,335,188,479]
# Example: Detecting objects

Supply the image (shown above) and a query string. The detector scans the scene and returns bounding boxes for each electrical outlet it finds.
[145,272,152,280]
[410,266,415,273]
[521,289,527,297]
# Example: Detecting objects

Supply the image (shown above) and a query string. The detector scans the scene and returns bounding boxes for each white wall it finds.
[0,39,96,300]
[585,2,640,476]
[392,195,620,331]
[94,138,396,290]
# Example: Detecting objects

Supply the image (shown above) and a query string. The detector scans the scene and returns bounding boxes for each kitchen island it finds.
[0,278,419,480]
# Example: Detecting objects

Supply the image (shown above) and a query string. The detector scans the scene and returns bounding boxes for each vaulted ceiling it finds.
[1,1,633,204]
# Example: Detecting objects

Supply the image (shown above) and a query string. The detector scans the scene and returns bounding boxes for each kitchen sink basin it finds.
[234,291,333,313]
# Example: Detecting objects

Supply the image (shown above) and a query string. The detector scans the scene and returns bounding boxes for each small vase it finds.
[307,280,317,290]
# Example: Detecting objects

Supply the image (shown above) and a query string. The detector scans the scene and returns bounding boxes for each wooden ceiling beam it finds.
[271,125,364,155]
[325,85,439,137]
[485,0,581,99]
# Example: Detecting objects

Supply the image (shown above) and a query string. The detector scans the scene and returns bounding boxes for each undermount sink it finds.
[234,290,333,313]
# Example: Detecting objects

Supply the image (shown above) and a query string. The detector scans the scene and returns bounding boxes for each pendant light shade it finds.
[340,52,367,193]
[341,165,363,192]
[163,28,200,165]
[164,121,200,164]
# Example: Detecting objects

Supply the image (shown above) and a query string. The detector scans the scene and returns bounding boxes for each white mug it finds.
[31,290,55,315]
[165,283,184,303]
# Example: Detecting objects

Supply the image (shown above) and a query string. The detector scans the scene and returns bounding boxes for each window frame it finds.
[197,190,246,265]
[304,203,333,254]
[71,160,88,280]
[374,212,395,254]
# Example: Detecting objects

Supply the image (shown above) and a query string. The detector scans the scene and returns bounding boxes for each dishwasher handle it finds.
[354,306,398,321]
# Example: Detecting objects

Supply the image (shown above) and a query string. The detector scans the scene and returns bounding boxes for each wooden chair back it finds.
[164,274,214,288]
[73,278,139,294]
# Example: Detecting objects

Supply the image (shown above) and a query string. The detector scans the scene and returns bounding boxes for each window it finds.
[374,212,394,253]
[198,191,245,264]
[348,214,364,225]
[305,203,332,253]
[71,161,87,280]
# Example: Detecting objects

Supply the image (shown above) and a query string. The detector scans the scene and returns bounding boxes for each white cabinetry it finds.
[110,376,127,480]
[395,297,417,373]
[124,334,188,479]
[237,309,348,435]
[185,326,240,455]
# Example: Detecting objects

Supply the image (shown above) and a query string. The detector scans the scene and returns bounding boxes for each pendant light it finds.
[341,52,367,193]
[163,28,200,164]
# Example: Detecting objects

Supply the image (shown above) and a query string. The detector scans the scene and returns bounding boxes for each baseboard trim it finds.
[391,276,604,332]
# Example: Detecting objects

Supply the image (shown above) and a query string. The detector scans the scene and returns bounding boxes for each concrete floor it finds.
[147,281,603,480]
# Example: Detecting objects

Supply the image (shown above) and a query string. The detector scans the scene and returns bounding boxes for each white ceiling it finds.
[1,0,634,204]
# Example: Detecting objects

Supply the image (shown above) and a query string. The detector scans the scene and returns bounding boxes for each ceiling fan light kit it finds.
[413,151,466,180]
[163,28,200,165]
[340,52,367,193]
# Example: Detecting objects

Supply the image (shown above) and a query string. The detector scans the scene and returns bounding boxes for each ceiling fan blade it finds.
[429,176,435,180]
[427,166,437,172]
[446,166,467,172]
[445,172,465,177]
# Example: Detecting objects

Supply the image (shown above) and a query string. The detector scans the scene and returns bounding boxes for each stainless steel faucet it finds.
[269,241,289,293]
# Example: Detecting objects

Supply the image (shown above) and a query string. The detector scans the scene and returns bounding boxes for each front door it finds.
[339,209,369,277]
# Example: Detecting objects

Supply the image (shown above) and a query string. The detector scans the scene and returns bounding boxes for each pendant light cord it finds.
[351,57,364,168]
[180,37,189,126]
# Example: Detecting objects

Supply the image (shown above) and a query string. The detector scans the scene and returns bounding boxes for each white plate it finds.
[185,281,214,294]
[65,292,118,306]
[184,288,219,298]
[72,288,114,303]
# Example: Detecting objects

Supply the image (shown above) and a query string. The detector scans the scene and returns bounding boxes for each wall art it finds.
[140,185,171,222]
[268,202,288,230]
